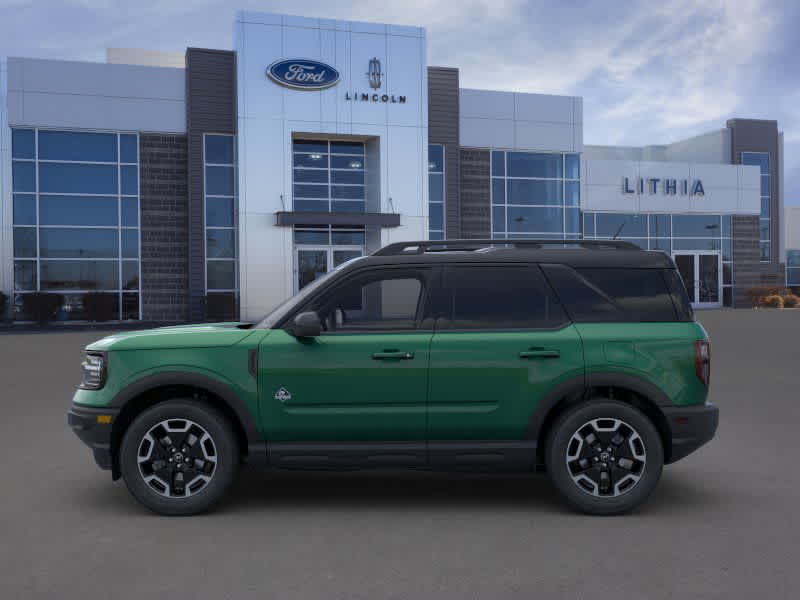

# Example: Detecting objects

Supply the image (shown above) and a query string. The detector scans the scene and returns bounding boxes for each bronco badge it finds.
[274,387,292,402]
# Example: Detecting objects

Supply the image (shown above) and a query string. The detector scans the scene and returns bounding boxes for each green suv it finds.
[68,239,717,515]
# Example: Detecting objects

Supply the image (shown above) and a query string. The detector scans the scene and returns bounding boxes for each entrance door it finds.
[295,246,363,291]
[673,252,721,308]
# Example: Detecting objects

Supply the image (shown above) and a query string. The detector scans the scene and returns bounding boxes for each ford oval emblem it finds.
[267,59,340,90]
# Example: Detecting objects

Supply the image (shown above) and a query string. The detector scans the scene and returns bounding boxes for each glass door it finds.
[673,252,721,308]
[295,247,363,291]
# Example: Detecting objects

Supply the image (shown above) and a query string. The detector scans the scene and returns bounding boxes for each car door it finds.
[427,264,584,442]
[258,266,434,444]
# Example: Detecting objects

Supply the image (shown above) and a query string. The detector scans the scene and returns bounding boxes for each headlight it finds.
[80,352,106,390]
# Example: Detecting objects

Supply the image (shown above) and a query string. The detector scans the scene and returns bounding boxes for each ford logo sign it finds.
[267,59,340,90]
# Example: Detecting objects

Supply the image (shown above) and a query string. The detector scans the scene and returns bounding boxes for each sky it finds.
[1,0,798,203]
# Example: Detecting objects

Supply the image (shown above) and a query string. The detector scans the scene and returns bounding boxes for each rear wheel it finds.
[120,400,239,515]
[546,400,663,515]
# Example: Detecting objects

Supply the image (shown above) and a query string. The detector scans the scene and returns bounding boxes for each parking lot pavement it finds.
[1,309,799,599]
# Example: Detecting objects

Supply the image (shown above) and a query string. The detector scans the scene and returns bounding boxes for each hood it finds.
[86,322,258,352]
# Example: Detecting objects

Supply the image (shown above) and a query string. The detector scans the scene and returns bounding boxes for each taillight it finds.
[694,340,710,386]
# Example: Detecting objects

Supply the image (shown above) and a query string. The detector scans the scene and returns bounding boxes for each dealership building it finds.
[0,10,790,322]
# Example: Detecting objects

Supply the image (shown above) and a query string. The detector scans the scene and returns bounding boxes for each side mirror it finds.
[292,311,322,338]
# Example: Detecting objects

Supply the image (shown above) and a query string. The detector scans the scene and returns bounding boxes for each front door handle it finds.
[372,351,414,360]
[519,348,560,359]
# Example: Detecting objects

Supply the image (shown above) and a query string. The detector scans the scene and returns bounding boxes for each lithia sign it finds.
[267,57,407,103]
[623,177,705,196]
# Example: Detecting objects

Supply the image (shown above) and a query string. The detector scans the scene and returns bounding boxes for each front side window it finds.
[312,271,427,332]
[440,266,567,330]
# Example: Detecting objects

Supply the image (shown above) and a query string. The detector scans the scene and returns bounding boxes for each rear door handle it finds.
[519,348,560,359]
[372,351,415,360]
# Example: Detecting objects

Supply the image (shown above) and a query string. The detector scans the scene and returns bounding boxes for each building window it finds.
[292,140,365,213]
[428,144,445,240]
[293,225,365,291]
[788,250,800,288]
[204,134,238,316]
[582,212,734,306]
[742,152,770,261]
[11,128,141,320]
[490,150,580,239]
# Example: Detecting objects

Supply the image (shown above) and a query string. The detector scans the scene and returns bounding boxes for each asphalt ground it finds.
[1,309,798,599]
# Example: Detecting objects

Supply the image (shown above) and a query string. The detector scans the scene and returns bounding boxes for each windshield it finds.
[256,255,368,328]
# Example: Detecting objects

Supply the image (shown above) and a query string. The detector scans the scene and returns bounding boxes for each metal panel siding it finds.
[186,48,237,322]
[427,67,460,239]
[459,148,490,238]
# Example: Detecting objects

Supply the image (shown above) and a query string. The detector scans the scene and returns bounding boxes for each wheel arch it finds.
[108,372,262,480]
[529,373,673,466]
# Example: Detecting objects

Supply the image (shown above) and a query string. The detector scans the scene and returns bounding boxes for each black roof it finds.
[352,239,674,270]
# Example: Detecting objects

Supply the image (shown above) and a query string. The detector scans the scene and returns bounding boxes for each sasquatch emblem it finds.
[274,387,292,402]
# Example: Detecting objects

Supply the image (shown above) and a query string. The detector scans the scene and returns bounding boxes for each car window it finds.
[542,264,680,322]
[440,265,567,330]
[314,272,425,332]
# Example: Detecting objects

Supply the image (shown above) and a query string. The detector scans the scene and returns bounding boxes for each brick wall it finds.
[139,134,189,321]
[460,149,490,238]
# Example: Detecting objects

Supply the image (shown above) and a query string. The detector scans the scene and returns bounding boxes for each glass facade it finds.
[292,140,365,213]
[742,152,770,261]
[491,150,580,239]
[293,225,365,290]
[787,250,800,287]
[428,144,444,240]
[11,128,141,320]
[204,134,238,309]
[583,212,734,306]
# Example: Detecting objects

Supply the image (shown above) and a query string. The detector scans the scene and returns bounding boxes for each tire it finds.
[545,400,663,515]
[119,399,239,516]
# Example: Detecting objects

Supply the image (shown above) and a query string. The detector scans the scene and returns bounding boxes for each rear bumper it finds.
[663,402,719,464]
[67,404,119,471]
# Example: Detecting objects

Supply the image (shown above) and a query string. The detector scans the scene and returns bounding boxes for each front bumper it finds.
[663,402,719,464]
[67,404,119,471]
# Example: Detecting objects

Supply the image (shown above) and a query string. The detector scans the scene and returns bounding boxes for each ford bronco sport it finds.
[68,239,718,515]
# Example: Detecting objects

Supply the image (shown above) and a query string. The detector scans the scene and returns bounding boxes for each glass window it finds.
[429,173,444,203]
[673,214,720,237]
[787,250,800,268]
[39,163,118,194]
[507,206,564,234]
[12,129,35,159]
[760,175,770,197]
[721,215,732,237]
[331,156,363,170]
[13,194,36,225]
[293,168,328,184]
[491,151,505,177]
[121,198,139,227]
[595,213,647,238]
[331,170,364,185]
[206,229,236,258]
[428,144,445,239]
[40,260,119,291]
[206,197,235,227]
[507,152,562,178]
[13,228,36,258]
[331,185,364,200]
[12,161,35,192]
[14,261,37,291]
[207,260,236,290]
[673,238,721,251]
[649,214,671,237]
[507,179,562,206]
[294,184,329,199]
[565,181,580,206]
[583,213,595,237]
[292,140,365,215]
[294,199,329,212]
[492,179,505,205]
[293,140,328,154]
[565,154,580,180]
[330,141,365,155]
[492,207,505,233]
[40,195,118,226]
[122,261,139,290]
[760,242,770,262]
[650,238,671,253]
[331,230,366,245]
[442,266,566,330]
[120,135,138,163]
[428,145,444,172]
[121,229,138,259]
[122,293,140,320]
[332,200,365,213]
[206,166,235,196]
[565,208,580,235]
[294,153,329,168]
[741,152,769,174]
[120,165,138,195]
[316,274,424,331]
[204,135,234,164]
[38,131,117,162]
[294,229,329,245]
[39,228,118,258]
[429,203,444,231]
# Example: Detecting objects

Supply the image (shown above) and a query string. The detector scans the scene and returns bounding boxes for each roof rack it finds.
[373,238,640,256]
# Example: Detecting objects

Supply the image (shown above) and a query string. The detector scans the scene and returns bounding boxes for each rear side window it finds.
[663,269,694,321]
[542,265,684,322]
[440,265,567,330]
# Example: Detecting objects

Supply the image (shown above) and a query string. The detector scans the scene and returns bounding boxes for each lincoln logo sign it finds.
[623,176,705,196]
[266,59,340,90]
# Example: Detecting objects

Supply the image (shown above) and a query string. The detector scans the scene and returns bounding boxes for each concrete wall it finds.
[235,11,429,320]
[6,58,185,133]
[459,89,582,153]
[585,130,731,165]
[784,206,800,250]
[106,48,186,69]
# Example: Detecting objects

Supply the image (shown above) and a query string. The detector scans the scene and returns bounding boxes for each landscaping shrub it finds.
[82,292,118,322]
[762,294,784,309]
[782,294,799,308]
[21,293,64,324]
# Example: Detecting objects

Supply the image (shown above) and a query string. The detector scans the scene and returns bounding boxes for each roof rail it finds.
[373,238,641,256]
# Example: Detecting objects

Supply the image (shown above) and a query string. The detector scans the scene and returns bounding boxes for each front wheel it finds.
[119,400,239,515]
[545,400,663,515]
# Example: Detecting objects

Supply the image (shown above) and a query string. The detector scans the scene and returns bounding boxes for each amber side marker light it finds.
[96,415,113,424]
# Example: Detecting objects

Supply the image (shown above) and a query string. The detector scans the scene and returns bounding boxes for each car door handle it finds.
[519,348,560,359]
[372,351,415,360]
